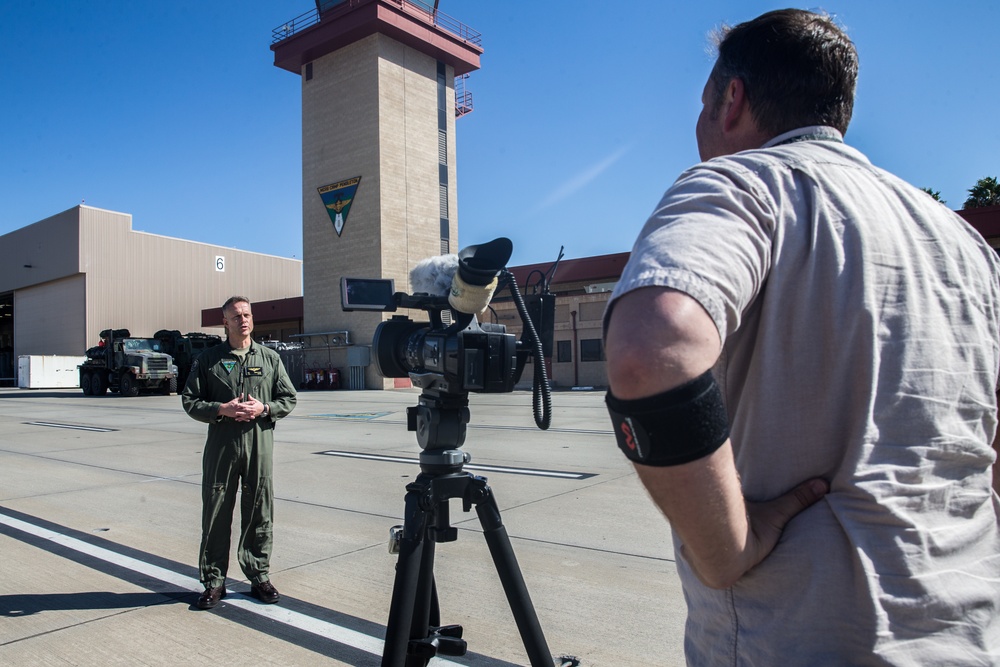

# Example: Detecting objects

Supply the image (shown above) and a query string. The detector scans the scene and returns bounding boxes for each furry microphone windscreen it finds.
[409,254,459,296]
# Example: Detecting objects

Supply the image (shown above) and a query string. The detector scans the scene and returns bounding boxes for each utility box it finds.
[347,346,370,390]
[18,355,87,389]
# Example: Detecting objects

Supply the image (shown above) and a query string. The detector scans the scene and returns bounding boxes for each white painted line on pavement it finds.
[0,512,462,664]
[320,450,595,480]
[25,421,117,432]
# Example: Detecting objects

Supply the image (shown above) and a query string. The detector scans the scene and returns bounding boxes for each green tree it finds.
[920,187,946,205]
[963,176,1000,209]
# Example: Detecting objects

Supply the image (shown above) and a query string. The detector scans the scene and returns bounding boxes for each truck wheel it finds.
[168,377,178,394]
[80,373,93,395]
[120,373,139,397]
[93,374,108,396]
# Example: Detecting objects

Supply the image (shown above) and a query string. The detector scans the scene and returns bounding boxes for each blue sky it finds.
[2,1,997,267]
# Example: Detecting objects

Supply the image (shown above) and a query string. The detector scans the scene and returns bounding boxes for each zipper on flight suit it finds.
[237,352,247,401]
[238,347,259,401]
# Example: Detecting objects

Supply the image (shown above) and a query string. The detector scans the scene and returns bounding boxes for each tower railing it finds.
[271,0,482,47]
[455,73,474,118]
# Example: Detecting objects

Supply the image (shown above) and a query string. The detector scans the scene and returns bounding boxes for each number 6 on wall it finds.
[216,256,225,272]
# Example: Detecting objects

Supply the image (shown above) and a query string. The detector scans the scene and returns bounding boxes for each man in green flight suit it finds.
[182,295,297,610]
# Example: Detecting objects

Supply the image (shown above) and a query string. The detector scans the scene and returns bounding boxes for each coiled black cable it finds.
[501,269,551,430]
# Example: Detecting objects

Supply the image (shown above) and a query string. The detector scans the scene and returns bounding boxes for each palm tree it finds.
[920,187,945,205]
[963,176,1000,209]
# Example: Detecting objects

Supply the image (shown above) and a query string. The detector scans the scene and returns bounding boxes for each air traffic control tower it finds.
[271,0,482,388]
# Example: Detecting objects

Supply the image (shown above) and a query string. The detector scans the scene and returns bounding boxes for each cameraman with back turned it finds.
[604,9,1000,664]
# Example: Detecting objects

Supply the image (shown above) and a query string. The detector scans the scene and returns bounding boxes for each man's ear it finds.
[722,78,750,132]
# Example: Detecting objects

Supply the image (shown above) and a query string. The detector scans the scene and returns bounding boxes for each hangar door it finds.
[0,292,12,384]
[15,275,86,358]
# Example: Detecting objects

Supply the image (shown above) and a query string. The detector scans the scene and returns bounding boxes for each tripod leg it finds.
[405,531,437,667]
[429,577,440,628]
[383,488,431,667]
[474,484,553,667]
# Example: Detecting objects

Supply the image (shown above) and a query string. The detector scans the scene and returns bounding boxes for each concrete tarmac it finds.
[0,387,686,666]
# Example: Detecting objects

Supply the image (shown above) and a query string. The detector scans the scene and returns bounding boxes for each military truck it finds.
[79,329,178,396]
[153,330,223,391]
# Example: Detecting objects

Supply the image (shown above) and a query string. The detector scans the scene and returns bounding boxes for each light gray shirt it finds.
[611,126,1000,665]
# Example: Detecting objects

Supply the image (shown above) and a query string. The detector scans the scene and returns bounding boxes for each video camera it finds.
[341,237,552,429]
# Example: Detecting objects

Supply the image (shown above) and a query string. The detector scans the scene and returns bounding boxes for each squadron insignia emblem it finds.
[318,176,362,237]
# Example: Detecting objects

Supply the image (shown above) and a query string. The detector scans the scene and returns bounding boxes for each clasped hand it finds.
[219,394,264,422]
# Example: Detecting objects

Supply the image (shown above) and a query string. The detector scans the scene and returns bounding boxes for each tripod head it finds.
[406,387,472,473]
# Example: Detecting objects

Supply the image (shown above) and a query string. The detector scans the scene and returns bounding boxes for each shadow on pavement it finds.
[1,590,193,616]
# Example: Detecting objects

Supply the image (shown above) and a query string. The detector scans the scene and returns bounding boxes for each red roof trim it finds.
[201,296,304,328]
[272,0,481,76]
[958,205,1000,239]
[508,252,630,289]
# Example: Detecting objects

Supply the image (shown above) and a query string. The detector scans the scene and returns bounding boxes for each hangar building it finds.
[0,205,302,384]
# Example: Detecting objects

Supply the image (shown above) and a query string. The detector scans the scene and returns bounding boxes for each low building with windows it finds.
[490,252,628,389]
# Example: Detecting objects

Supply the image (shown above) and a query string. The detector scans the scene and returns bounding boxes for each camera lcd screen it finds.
[341,277,396,311]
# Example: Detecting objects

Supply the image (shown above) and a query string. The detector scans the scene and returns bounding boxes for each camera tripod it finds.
[381,388,554,667]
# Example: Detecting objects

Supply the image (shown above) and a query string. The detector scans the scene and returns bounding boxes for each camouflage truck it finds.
[153,330,223,391]
[79,328,178,396]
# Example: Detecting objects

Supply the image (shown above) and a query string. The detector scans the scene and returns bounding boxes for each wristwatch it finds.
[261,403,270,419]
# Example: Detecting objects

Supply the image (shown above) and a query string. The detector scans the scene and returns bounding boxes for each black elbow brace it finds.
[606,370,730,466]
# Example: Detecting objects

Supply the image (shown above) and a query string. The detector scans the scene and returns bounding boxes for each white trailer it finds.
[17,355,87,389]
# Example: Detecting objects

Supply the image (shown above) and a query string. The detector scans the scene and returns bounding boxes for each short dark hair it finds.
[222,296,251,316]
[711,9,858,136]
